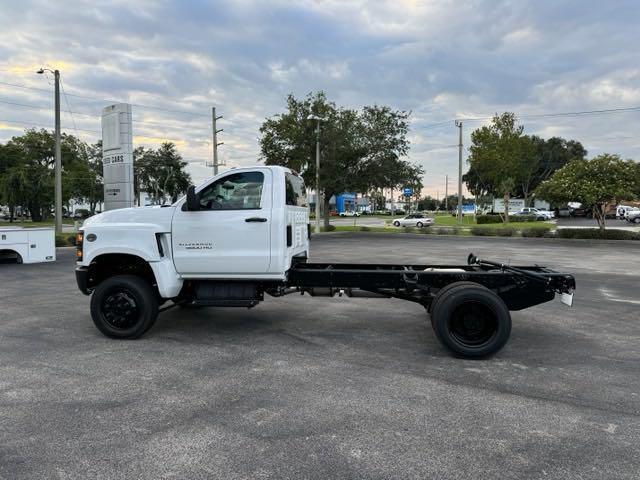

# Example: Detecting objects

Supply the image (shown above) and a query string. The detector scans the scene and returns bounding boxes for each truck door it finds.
[172,169,272,275]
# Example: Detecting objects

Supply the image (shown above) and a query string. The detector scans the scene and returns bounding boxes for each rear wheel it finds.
[634,217,640,224]
[416,222,424,228]
[90,275,158,339]
[393,221,400,227]
[429,282,511,358]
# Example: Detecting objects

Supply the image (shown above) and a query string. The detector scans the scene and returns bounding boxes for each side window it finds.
[198,172,264,210]
[285,173,308,207]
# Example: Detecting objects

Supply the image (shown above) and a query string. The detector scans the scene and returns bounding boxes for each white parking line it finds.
[599,287,640,305]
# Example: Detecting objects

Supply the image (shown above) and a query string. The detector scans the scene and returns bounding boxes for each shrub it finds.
[471,227,494,236]
[556,228,640,240]
[320,225,336,232]
[55,233,77,247]
[359,226,370,232]
[436,227,455,235]
[470,227,514,237]
[521,226,552,237]
[476,215,503,224]
[477,215,539,224]
[517,215,540,223]
[495,228,514,237]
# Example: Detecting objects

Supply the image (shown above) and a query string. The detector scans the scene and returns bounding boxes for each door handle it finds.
[245,217,268,222]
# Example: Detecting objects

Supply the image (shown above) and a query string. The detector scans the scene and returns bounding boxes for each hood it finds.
[82,205,176,231]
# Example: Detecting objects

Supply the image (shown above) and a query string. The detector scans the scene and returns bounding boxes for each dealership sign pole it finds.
[101,104,134,211]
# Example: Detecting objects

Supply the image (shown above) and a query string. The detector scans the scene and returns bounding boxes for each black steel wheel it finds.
[90,275,158,339]
[430,282,511,358]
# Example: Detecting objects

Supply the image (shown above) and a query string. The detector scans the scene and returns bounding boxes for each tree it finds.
[0,143,27,221]
[417,196,437,211]
[259,92,422,227]
[134,142,191,204]
[536,154,639,230]
[516,135,587,204]
[467,113,530,221]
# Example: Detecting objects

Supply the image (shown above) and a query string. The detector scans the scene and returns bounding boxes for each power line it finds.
[0,118,101,134]
[59,77,79,136]
[0,79,210,118]
[0,98,212,128]
[416,106,640,130]
[0,117,212,146]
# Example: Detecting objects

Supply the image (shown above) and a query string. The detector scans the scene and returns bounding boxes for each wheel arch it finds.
[0,248,23,264]
[87,253,158,294]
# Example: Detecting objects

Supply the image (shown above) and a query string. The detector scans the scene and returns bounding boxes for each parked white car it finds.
[513,207,554,220]
[339,211,360,217]
[625,209,640,224]
[392,213,434,228]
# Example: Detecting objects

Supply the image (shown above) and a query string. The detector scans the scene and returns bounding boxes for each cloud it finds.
[0,0,638,195]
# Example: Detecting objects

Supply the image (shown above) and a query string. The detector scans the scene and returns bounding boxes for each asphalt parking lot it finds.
[1,234,639,479]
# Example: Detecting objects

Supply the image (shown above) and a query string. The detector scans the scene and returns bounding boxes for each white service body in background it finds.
[0,228,56,264]
[102,103,134,211]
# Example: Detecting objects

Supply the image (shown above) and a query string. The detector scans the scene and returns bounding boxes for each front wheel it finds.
[634,217,640,224]
[416,222,424,228]
[90,275,159,339]
[430,282,511,358]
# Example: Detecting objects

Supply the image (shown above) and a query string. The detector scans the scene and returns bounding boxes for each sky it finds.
[1,0,639,197]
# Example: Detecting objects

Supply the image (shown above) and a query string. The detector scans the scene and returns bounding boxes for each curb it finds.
[313,230,640,244]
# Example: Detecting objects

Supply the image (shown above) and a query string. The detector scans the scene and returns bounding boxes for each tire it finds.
[393,221,400,227]
[634,217,640,224]
[90,275,159,339]
[428,281,479,316]
[430,282,511,358]
[416,222,424,228]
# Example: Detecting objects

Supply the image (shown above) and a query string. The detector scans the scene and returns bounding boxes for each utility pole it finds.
[54,70,61,234]
[455,120,463,223]
[37,68,62,233]
[314,119,321,233]
[445,174,449,212]
[212,107,223,175]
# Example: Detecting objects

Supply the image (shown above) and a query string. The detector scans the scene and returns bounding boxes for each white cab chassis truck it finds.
[75,166,575,358]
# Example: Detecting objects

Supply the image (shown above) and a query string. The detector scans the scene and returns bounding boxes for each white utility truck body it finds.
[0,227,55,264]
[75,165,575,359]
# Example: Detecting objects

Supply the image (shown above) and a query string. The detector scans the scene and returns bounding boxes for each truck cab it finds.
[76,166,309,335]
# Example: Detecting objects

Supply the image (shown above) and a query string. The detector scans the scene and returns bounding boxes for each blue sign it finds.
[461,204,476,214]
[403,187,413,197]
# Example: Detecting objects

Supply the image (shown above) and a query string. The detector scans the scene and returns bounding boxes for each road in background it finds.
[1,234,638,479]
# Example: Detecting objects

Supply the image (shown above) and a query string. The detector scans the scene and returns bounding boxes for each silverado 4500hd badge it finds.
[178,242,213,250]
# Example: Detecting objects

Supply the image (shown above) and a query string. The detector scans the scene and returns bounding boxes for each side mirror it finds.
[186,185,200,211]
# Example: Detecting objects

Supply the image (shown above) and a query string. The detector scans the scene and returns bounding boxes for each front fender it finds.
[79,224,164,265]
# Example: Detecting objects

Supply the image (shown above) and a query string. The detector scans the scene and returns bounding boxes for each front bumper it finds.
[75,266,91,295]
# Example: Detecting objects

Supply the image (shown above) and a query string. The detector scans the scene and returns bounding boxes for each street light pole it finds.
[38,68,62,234]
[455,120,463,223]
[54,70,62,234]
[314,119,321,234]
[307,114,324,234]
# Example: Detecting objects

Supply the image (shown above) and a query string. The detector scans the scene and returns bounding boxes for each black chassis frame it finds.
[76,253,576,312]
[283,255,576,311]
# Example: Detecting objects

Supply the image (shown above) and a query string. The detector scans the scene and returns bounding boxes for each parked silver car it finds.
[392,213,434,228]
